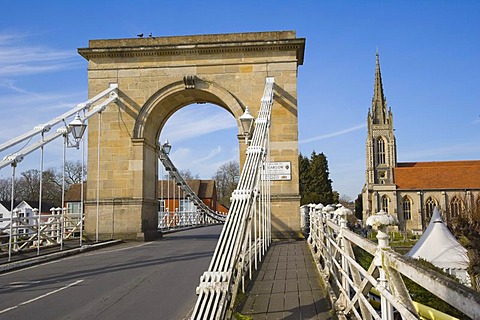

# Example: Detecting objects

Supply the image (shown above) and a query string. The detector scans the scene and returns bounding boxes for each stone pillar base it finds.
[83,198,159,241]
[271,194,301,239]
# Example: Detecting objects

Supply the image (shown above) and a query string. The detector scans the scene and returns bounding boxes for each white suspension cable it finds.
[192,77,274,319]
[158,149,226,222]
[0,86,118,170]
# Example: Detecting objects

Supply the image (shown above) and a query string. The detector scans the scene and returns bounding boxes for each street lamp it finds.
[162,139,172,155]
[68,112,87,148]
[161,139,172,218]
[239,107,255,145]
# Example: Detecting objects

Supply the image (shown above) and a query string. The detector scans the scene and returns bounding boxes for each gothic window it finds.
[425,197,437,222]
[381,195,389,213]
[376,137,386,165]
[450,196,463,218]
[402,196,412,220]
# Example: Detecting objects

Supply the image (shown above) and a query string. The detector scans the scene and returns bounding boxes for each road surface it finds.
[0,225,223,320]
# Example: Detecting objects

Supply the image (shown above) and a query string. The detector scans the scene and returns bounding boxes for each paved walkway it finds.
[236,240,333,319]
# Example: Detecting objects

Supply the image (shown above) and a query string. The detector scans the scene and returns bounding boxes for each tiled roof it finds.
[65,180,216,201]
[0,200,56,212]
[395,160,480,190]
[157,179,216,199]
[65,183,87,202]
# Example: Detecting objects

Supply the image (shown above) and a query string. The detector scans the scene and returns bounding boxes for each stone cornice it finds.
[78,35,305,66]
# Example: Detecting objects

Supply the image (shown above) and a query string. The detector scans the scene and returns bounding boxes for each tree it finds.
[16,169,42,201]
[212,160,239,208]
[64,160,86,186]
[450,196,480,291]
[298,153,310,199]
[178,169,199,181]
[0,178,12,202]
[299,151,334,205]
[0,162,83,207]
[354,194,363,220]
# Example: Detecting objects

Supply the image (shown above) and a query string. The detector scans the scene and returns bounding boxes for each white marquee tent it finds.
[406,207,470,285]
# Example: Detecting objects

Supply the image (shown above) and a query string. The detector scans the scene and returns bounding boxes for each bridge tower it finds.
[78,31,305,240]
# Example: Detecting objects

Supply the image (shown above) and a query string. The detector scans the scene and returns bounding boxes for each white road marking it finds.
[0,242,151,277]
[0,279,84,315]
[7,280,42,288]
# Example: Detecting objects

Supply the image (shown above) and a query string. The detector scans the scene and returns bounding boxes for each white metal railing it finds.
[158,209,212,230]
[158,150,226,224]
[191,77,274,319]
[0,83,118,247]
[0,84,118,169]
[0,207,83,259]
[306,205,480,320]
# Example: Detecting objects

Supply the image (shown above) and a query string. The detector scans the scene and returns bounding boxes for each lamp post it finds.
[239,107,255,145]
[162,140,171,221]
[68,112,87,246]
[58,113,88,249]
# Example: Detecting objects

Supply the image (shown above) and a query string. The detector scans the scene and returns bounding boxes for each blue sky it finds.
[1,1,479,199]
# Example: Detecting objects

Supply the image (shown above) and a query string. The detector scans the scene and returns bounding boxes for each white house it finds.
[0,201,13,229]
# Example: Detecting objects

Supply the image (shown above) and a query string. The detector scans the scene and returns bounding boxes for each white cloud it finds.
[0,30,81,77]
[299,123,366,144]
[0,89,86,140]
[192,146,222,164]
[161,104,237,142]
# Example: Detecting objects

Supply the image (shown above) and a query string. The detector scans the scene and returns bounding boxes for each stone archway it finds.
[78,31,305,240]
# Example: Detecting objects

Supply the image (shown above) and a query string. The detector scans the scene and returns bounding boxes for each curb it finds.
[0,240,123,273]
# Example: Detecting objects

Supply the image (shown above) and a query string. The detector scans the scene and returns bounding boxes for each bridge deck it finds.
[236,240,332,319]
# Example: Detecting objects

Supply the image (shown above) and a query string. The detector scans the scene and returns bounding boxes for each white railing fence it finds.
[158,149,227,224]
[307,205,480,320]
[1,84,119,252]
[191,77,274,319]
[1,207,83,260]
[158,209,214,230]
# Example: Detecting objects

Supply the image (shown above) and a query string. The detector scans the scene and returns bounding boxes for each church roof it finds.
[395,160,480,190]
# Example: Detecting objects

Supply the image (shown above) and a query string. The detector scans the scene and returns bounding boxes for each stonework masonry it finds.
[78,31,305,240]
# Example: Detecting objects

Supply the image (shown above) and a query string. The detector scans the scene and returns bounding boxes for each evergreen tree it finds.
[298,151,334,205]
[298,153,310,197]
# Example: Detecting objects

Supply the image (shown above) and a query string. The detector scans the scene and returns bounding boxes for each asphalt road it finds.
[0,225,223,320]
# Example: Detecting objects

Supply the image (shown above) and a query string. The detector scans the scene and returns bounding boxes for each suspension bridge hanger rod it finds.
[0,85,118,169]
[158,147,226,222]
[0,84,118,153]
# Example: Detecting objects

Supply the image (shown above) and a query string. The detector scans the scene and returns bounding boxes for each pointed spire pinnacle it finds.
[372,50,387,124]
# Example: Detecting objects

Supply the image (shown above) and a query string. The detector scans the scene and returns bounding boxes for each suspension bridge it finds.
[0,32,479,319]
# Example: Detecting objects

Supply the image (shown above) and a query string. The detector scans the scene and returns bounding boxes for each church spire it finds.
[371,51,388,124]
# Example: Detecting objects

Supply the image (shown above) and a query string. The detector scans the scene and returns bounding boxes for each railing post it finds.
[60,207,65,250]
[33,208,40,249]
[12,209,20,252]
[336,206,353,310]
[366,210,398,320]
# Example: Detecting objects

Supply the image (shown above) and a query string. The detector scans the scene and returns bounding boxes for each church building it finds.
[362,53,480,232]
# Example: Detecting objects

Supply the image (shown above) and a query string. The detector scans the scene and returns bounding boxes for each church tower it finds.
[366,52,396,186]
